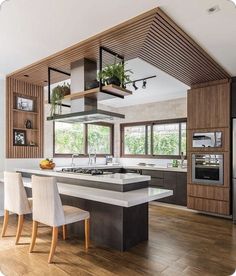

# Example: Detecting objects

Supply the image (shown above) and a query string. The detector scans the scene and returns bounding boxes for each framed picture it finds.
[16,96,34,112]
[13,129,26,146]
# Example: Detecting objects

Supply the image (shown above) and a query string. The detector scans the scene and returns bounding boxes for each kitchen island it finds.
[17,168,173,251]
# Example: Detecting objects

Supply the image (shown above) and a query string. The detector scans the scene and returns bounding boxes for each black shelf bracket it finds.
[48,67,71,108]
[99,46,125,99]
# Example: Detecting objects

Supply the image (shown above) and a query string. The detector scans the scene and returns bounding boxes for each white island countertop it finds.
[21,177,173,207]
[17,169,151,185]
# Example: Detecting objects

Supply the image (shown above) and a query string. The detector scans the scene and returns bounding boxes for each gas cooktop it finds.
[61,167,104,175]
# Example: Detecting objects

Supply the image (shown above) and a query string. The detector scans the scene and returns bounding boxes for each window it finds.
[54,122,113,156]
[121,119,187,158]
[87,124,112,154]
[124,125,146,155]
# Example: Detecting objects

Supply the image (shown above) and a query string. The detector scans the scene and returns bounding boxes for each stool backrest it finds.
[31,175,65,227]
[4,171,31,215]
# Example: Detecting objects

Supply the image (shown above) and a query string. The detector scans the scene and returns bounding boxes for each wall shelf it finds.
[13,127,39,132]
[6,78,44,158]
[63,84,132,101]
[13,109,38,115]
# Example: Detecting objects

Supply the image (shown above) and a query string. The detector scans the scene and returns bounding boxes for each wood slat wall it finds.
[187,80,231,216]
[6,77,44,158]
[7,8,230,87]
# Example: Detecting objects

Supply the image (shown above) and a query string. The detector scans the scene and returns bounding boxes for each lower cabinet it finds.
[142,169,187,206]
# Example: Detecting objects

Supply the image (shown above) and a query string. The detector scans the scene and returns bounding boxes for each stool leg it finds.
[62,225,67,240]
[85,218,90,250]
[1,210,9,238]
[48,227,58,264]
[15,215,24,244]
[29,221,38,253]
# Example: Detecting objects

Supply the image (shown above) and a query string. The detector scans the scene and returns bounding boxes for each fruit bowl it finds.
[39,159,55,170]
[40,163,55,170]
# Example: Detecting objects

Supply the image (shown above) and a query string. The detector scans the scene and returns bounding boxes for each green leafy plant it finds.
[98,61,133,87]
[50,83,70,116]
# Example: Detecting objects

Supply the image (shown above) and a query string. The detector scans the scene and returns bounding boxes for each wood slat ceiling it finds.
[8,7,230,87]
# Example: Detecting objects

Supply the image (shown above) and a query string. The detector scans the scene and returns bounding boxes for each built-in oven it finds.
[192,154,224,185]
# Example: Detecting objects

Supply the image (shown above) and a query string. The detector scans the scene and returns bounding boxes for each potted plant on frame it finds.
[98,61,133,87]
[50,83,70,116]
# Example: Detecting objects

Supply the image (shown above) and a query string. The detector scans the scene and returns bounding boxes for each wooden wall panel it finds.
[187,80,231,216]
[6,77,44,158]
[187,82,230,129]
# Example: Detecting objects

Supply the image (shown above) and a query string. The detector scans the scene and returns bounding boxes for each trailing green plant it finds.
[98,61,133,87]
[50,83,70,116]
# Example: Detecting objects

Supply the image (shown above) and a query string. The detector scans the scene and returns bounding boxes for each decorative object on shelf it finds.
[29,141,36,146]
[172,159,180,168]
[16,96,34,112]
[13,129,26,146]
[98,60,132,87]
[50,83,70,116]
[85,80,99,90]
[25,119,32,129]
[40,158,55,170]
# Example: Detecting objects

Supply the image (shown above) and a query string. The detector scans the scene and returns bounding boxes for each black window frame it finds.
[120,118,187,159]
[53,121,114,157]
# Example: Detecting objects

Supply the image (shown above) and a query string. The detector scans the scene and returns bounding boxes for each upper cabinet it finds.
[187,82,230,130]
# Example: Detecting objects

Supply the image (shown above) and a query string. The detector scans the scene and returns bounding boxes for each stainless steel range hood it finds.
[47,109,125,123]
[47,58,125,123]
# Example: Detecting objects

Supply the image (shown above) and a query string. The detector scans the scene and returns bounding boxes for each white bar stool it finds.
[1,172,32,244]
[29,175,90,263]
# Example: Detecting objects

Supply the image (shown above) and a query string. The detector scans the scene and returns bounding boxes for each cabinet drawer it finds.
[187,196,230,215]
[142,170,163,179]
[149,178,164,188]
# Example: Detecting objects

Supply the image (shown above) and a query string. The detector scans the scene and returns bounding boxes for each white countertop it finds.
[21,177,173,207]
[17,169,151,185]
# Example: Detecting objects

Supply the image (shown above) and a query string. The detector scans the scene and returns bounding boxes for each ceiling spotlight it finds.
[228,0,236,5]
[133,82,138,91]
[0,0,8,9]
[142,80,147,89]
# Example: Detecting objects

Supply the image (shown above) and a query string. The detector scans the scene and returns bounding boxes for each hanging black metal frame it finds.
[48,67,71,108]
[99,46,125,99]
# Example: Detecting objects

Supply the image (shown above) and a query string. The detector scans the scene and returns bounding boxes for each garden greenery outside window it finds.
[121,119,187,158]
[54,122,113,156]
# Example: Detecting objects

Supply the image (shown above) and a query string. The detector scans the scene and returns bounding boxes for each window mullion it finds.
[179,123,182,156]
[84,123,88,155]
[151,123,153,156]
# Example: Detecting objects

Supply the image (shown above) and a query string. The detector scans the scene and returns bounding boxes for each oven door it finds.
[192,155,224,185]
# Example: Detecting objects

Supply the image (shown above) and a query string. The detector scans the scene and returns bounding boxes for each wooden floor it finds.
[0,205,236,276]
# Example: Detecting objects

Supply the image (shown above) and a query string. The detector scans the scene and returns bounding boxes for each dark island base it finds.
[61,194,149,251]
[25,187,148,251]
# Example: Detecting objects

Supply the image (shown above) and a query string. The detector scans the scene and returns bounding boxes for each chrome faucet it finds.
[71,154,79,167]
[180,152,185,168]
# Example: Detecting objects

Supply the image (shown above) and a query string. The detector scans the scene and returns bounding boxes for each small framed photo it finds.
[16,96,34,112]
[13,129,26,146]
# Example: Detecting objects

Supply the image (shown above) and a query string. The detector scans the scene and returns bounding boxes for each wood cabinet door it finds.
[187,83,230,129]
[176,172,187,206]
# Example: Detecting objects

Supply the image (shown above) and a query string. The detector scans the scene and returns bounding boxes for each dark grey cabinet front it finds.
[143,169,187,206]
